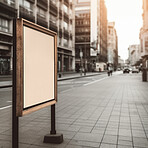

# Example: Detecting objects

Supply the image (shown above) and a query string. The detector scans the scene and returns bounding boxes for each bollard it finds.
[142,69,147,82]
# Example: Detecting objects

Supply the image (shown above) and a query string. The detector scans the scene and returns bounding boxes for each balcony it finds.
[0,1,17,18]
[75,31,90,36]
[64,28,69,40]
[0,32,12,45]
[0,0,15,8]
[27,0,35,3]
[19,6,35,22]
[64,0,69,7]
[37,14,48,28]
[49,1,58,16]
[49,21,57,33]
[37,0,48,10]
[75,36,90,43]
[64,12,69,23]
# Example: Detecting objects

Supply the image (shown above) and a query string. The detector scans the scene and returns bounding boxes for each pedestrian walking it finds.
[107,66,110,76]
[110,66,113,76]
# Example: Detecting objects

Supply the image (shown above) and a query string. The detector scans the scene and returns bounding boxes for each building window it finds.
[37,7,46,18]
[63,38,68,47]
[19,0,33,13]
[63,4,68,13]
[50,14,57,24]
[69,39,72,48]
[64,21,68,30]
[0,18,9,33]
[3,0,15,7]
[52,0,57,4]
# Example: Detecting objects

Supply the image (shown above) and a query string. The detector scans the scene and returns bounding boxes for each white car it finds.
[132,68,139,73]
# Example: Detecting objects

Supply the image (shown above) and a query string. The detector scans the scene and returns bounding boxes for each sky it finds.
[105,0,143,60]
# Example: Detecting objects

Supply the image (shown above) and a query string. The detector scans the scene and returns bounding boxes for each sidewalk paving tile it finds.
[69,139,100,147]
[73,132,102,143]
[100,143,116,148]
[1,73,148,148]
[118,140,133,147]
[102,135,117,145]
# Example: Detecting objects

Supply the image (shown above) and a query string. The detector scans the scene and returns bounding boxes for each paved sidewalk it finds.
[58,71,106,81]
[0,71,106,87]
[0,73,148,148]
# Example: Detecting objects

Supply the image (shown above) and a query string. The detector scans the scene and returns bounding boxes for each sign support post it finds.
[43,104,63,144]
[50,104,56,134]
[12,18,63,147]
[12,19,19,148]
[12,103,19,148]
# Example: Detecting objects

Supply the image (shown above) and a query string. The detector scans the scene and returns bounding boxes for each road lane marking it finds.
[7,101,12,103]
[0,105,12,110]
[83,77,109,86]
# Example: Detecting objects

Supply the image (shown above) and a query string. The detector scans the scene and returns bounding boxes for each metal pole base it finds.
[43,133,63,144]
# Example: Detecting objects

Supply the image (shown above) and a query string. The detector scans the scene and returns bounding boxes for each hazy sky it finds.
[105,0,143,60]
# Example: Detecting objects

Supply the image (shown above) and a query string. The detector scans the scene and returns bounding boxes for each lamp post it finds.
[80,48,83,76]
[84,31,87,75]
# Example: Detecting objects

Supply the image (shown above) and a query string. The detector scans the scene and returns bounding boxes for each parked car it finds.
[123,68,130,73]
[132,68,139,73]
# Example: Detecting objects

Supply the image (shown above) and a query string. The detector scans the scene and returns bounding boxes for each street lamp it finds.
[80,48,83,76]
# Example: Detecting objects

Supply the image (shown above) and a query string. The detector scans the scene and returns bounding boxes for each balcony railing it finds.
[0,0,15,8]
[27,0,35,3]
[64,28,69,40]
[64,12,69,23]
[37,14,48,28]
[37,0,48,10]
[19,6,35,22]
[49,21,57,32]
[0,33,12,44]
[49,1,58,16]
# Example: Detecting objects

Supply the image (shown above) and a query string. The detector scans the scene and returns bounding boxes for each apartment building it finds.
[75,0,107,72]
[107,22,118,70]
[139,0,148,68]
[0,0,75,75]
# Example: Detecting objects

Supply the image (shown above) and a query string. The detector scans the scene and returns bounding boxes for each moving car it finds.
[132,68,139,73]
[123,68,130,73]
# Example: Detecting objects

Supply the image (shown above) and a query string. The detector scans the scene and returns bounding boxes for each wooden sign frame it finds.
[14,18,57,117]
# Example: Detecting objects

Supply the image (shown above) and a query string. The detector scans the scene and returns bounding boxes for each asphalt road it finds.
[0,71,127,109]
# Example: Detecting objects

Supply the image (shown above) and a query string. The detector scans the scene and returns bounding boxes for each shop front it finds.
[0,56,10,75]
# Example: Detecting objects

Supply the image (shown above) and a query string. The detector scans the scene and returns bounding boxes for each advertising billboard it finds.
[14,19,57,116]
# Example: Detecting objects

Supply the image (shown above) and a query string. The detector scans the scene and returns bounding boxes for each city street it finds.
[0,72,148,148]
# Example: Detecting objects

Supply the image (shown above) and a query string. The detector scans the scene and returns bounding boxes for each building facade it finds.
[118,56,124,69]
[128,44,141,66]
[75,0,107,72]
[139,0,148,68]
[0,0,75,75]
[107,22,118,70]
